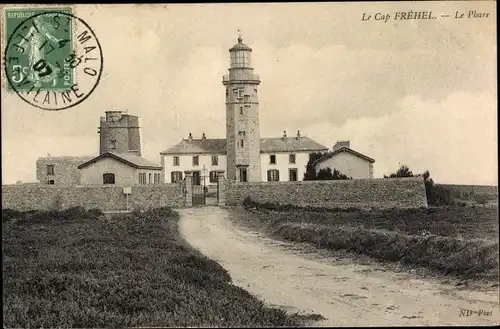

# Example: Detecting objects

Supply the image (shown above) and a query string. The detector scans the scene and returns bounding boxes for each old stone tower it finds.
[222,36,262,182]
[98,110,141,156]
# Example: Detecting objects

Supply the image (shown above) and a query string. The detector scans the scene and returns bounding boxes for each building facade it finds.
[160,131,328,184]
[78,152,162,185]
[314,141,375,179]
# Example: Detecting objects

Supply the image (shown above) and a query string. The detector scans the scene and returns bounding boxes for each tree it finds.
[384,165,414,178]
[304,151,352,181]
[317,168,334,180]
[422,170,453,206]
[303,152,328,181]
[332,168,350,180]
[314,167,351,180]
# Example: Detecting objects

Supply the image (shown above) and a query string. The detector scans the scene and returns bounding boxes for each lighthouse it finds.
[222,35,262,182]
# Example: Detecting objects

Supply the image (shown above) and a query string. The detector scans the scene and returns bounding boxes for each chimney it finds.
[202,133,206,141]
[333,140,350,151]
[188,133,193,143]
[296,130,301,139]
[282,129,287,140]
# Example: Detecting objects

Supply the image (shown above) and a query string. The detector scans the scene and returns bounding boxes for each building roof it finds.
[160,137,328,155]
[77,152,161,170]
[37,155,95,163]
[313,147,375,165]
[161,138,227,155]
[260,137,329,153]
[229,36,252,52]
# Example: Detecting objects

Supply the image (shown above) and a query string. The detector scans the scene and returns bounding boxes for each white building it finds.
[314,141,375,179]
[160,131,328,184]
[160,36,328,184]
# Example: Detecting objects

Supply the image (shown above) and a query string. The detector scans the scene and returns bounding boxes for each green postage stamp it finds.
[4,7,75,92]
[3,6,103,110]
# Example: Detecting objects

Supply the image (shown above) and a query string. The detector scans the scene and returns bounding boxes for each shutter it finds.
[267,170,271,182]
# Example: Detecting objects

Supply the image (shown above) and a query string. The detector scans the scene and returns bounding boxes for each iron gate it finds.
[191,174,219,206]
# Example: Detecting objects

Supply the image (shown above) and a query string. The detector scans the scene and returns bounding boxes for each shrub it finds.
[86,208,104,218]
[242,196,256,208]
[2,209,23,221]
[427,184,454,206]
[61,206,87,218]
[148,207,179,219]
[475,194,490,205]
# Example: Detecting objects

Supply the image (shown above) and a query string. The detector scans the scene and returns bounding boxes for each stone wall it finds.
[437,184,498,200]
[36,156,95,185]
[226,177,428,210]
[2,183,186,211]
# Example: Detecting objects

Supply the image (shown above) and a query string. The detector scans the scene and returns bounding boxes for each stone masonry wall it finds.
[36,156,94,185]
[437,184,498,200]
[226,177,428,210]
[2,183,186,211]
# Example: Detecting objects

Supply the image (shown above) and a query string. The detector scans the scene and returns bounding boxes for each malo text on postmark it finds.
[3,8,103,111]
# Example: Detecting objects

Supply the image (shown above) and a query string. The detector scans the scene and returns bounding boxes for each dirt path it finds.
[178,207,499,326]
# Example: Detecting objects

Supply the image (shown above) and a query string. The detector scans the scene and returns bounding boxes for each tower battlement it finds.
[98,110,141,156]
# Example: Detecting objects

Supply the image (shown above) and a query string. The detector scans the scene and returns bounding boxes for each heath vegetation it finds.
[2,207,303,328]
[239,198,499,281]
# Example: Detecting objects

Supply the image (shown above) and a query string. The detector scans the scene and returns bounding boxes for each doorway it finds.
[239,167,248,182]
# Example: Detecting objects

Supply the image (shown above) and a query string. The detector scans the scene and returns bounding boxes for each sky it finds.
[1,2,497,185]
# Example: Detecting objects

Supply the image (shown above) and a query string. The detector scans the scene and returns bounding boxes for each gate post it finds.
[217,173,227,207]
[184,171,193,207]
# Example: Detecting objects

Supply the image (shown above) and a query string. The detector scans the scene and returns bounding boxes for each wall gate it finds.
[186,171,220,207]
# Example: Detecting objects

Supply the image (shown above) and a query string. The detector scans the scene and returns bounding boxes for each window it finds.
[171,171,183,183]
[210,171,219,183]
[240,139,244,147]
[239,167,248,182]
[148,173,152,184]
[154,173,160,184]
[46,164,55,175]
[193,156,199,166]
[267,169,280,182]
[47,180,55,185]
[270,154,276,164]
[103,173,115,184]
[244,95,250,102]
[109,140,116,150]
[238,88,244,98]
[240,107,243,115]
[289,169,298,182]
[173,156,180,166]
[212,156,219,166]
[289,154,296,164]
[139,173,149,184]
[193,171,201,185]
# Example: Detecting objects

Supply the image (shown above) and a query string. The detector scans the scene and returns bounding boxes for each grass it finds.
[235,200,499,281]
[2,206,302,328]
